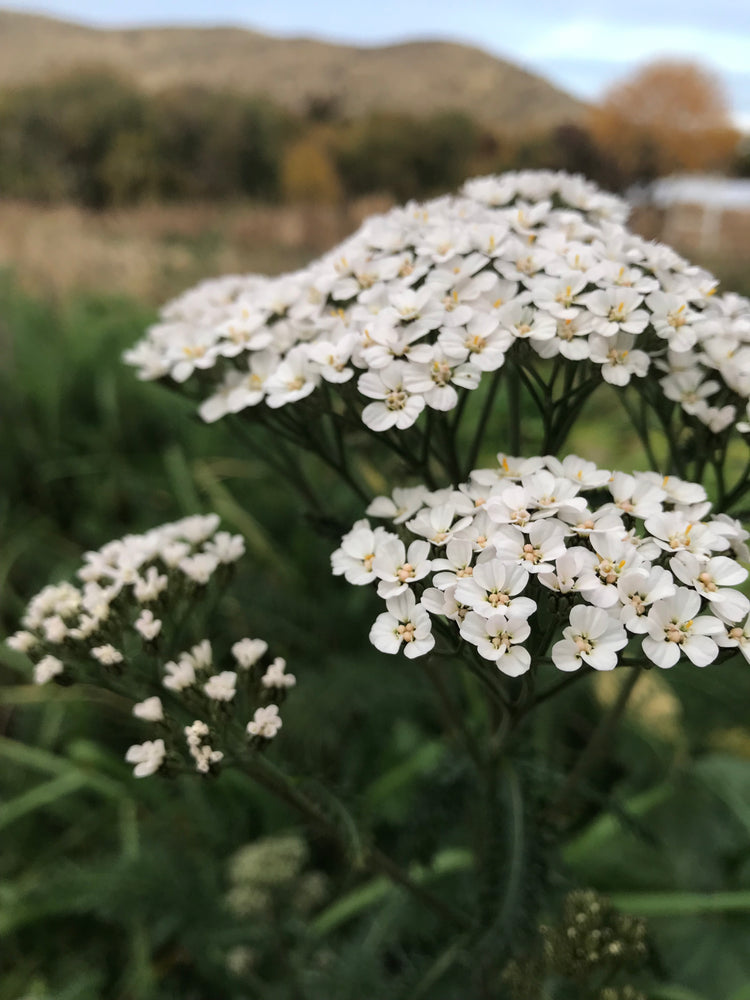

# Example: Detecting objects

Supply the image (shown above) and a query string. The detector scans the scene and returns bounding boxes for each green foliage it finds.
[0,71,290,207]
[334,110,484,201]
[4,273,750,998]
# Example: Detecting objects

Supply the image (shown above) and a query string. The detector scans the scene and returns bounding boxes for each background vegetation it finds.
[2,245,750,997]
[2,36,750,997]
[0,61,746,212]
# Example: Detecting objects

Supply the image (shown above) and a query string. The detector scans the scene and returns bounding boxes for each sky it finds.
[3,0,750,129]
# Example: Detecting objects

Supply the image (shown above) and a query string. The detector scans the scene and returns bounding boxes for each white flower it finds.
[430,539,476,590]
[551,605,627,672]
[617,567,676,633]
[264,345,319,408]
[33,654,64,685]
[261,657,296,689]
[459,612,531,676]
[580,287,648,337]
[133,566,168,603]
[718,615,750,663]
[406,503,472,546]
[7,630,37,654]
[42,615,68,643]
[125,739,166,778]
[454,559,535,619]
[203,671,237,702]
[670,552,750,622]
[91,644,123,666]
[188,640,212,670]
[366,486,429,524]
[359,362,426,431]
[373,538,432,598]
[606,472,665,519]
[491,520,568,573]
[135,609,162,641]
[644,512,722,557]
[133,697,164,722]
[163,657,195,691]
[185,720,210,746]
[178,553,220,584]
[642,589,724,668]
[247,704,283,739]
[537,548,589,595]
[232,637,268,669]
[203,532,245,563]
[588,333,649,386]
[369,590,435,659]
[331,519,395,585]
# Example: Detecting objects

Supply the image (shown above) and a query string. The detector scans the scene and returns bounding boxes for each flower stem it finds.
[244,753,473,930]
[546,665,642,825]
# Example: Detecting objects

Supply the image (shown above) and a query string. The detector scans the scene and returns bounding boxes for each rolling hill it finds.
[0,10,585,131]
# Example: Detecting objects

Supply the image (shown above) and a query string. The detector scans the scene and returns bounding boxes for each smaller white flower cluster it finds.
[125,170,750,441]
[7,514,244,671]
[7,516,292,779]
[185,719,224,773]
[332,455,750,676]
[123,636,293,777]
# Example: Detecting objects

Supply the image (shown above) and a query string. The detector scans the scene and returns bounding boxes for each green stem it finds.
[419,656,483,767]
[508,362,522,455]
[465,366,504,479]
[617,390,660,471]
[526,665,594,713]
[724,450,750,512]
[244,754,472,931]
[547,666,642,825]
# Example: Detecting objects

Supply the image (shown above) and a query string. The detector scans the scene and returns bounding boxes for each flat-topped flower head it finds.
[335,455,750,677]
[124,171,750,455]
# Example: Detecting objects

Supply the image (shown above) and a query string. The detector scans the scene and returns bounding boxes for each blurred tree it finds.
[589,60,739,183]
[334,110,482,201]
[0,68,146,205]
[280,136,343,203]
[150,87,288,201]
[98,129,161,204]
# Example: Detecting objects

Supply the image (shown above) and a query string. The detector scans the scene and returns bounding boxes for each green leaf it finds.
[362,739,443,812]
[612,891,750,917]
[311,848,472,936]
[0,773,89,830]
[0,735,125,799]
[647,987,711,1000]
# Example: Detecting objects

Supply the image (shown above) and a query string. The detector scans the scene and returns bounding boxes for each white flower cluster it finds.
[6,516,292,778]
[7,514,244,665]
[124,636,293,777]
[332,454,750,675]
[124,170,750,437]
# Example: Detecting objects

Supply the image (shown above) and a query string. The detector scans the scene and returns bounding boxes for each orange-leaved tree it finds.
[589,60,739,183]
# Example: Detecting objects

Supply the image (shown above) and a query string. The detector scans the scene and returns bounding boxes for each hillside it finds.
[0,10,585,131]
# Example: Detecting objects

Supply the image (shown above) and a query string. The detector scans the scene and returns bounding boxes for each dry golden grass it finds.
[2,196,747,305]
[0,197,391,303]
[0,10,585,132]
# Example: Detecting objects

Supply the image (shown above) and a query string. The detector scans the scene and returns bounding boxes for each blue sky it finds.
[4,0,750,127]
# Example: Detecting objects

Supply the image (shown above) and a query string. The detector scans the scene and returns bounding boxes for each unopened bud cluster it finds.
[543,889,648,982]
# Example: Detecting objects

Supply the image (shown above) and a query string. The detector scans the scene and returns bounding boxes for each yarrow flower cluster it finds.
[125,170,750,440]
[7,516,294,777]
[332,455,750,676]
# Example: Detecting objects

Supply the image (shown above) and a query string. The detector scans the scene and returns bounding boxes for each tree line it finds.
[0,62,743,209]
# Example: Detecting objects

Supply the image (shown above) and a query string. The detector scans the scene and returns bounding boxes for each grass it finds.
[2,225,750,998]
